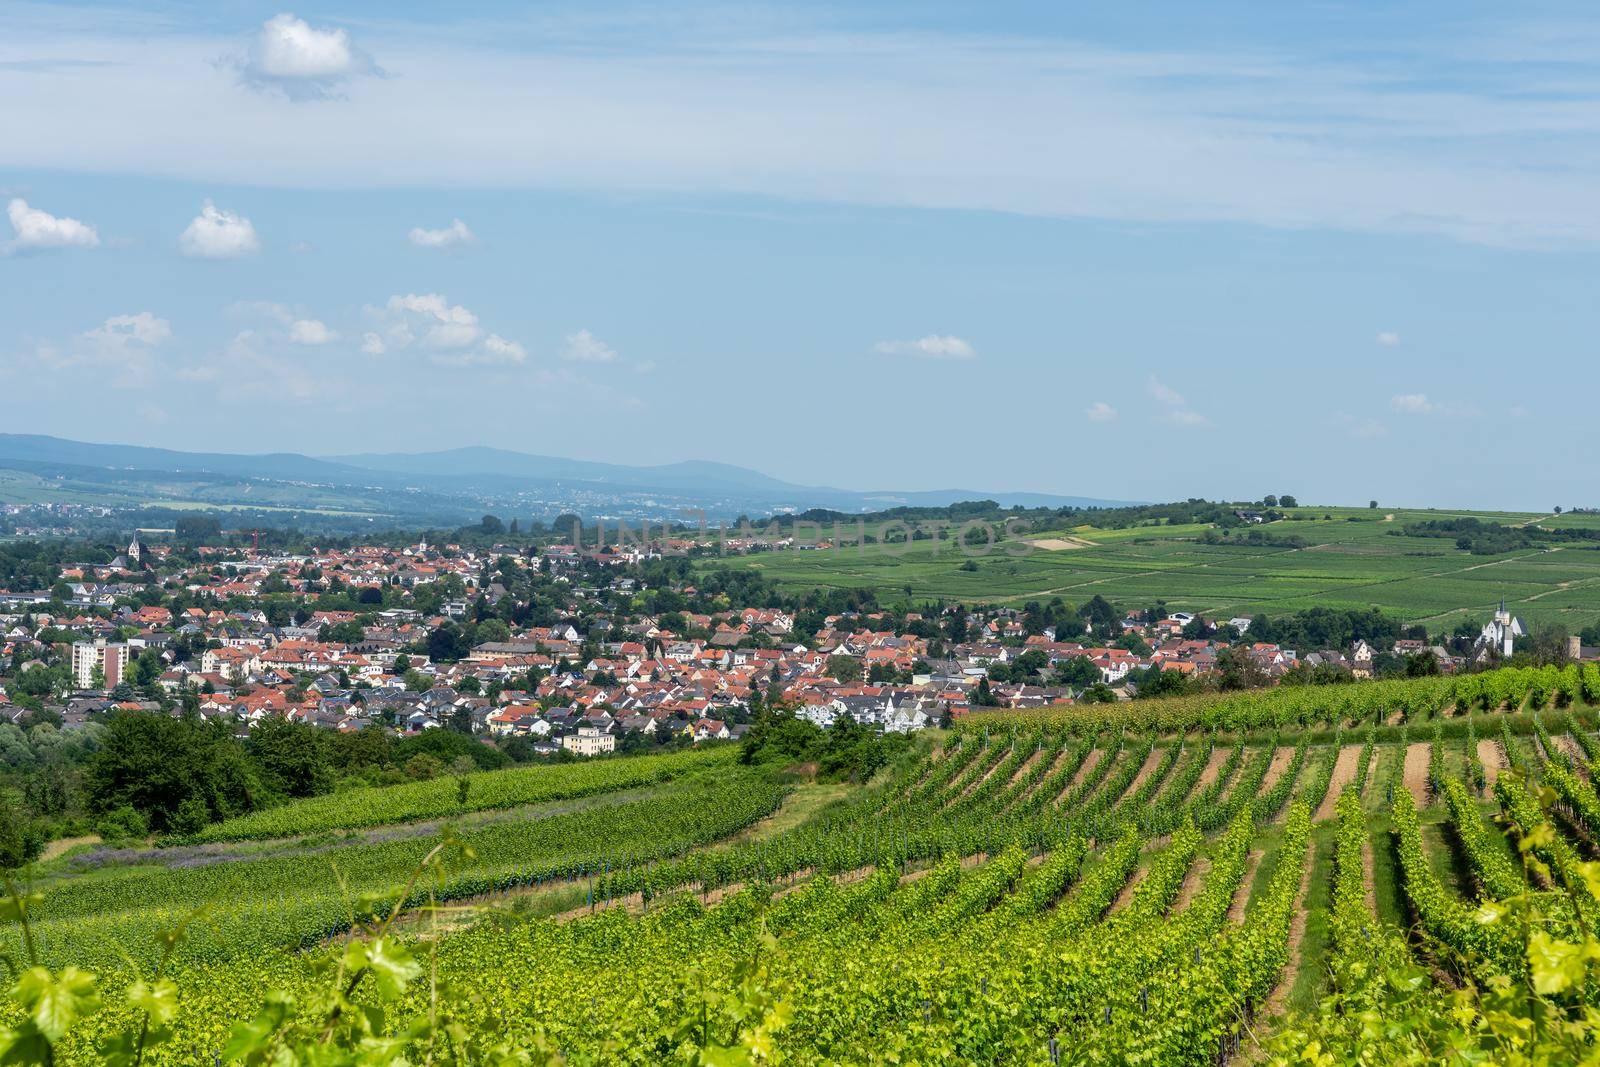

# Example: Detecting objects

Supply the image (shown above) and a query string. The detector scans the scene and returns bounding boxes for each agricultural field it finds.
[7,663,1600,1063]
[703,505,1600,631]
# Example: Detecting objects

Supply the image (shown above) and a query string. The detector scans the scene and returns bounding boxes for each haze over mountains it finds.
[0,434,1135,523]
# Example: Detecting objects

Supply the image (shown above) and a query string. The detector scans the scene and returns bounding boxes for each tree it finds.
[474,618,510,645]
[1079,594,1119,634]
[1280,495,1298,508]
[246,714,332,798]
[86,713,265,833]
[1368,500,1379,509]
[175,515,223,544]
[480,515,505,535]
[1217,647,1270,691]
[1053,656,1102,688]
[1263,495,1279,508]
[426,622,471,663]
[825,655,864,683]
[321,620,365,645]
[0,792,42,869]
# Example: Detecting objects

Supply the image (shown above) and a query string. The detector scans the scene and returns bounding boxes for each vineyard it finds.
[7,663,1600,1063]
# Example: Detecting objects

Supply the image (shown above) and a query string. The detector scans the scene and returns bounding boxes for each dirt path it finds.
[1172,856,1211,913]
[1119,746,1166,803]
[1002,746,1046,790]
[1555,734,1588,772]
[1477,740,1508,789]
[1259,747,1296,796]
[1060,747,1105,800]
[1190,746,1231,801]
[40,835,100,862]
[1402,742,1432,804]
[1110,863,1148,913]
[1227,849,1265,923]
[959,744,1016,799]
[1315,745,1364,821]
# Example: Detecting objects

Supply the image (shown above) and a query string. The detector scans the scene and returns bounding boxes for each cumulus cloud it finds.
[1085,401,1117,422]
[368,292,527,367]
[562,329,619,364]
[384,293,481,348]
[288,318,336,345]
[6,198,99,251]
[1376,331,1400,347]
[179,330,322,402]
[180,201,260,259]
[237,13,379,100]
[433,333,527,367]
[83,311,172,352]
[1147,377,1187,409]
[1390,393,1434,415]
[408,219,475,249]
[873,334,975,360]
[1147,375,1210,428]
[21,312,172,388]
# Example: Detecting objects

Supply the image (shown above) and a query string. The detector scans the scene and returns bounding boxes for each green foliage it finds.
[738,710,911,783]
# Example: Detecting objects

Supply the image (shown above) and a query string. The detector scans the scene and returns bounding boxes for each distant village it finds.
[1,530,1589,755]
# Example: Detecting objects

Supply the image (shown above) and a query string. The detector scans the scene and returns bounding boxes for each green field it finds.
[8,666,1600,1063]
[703,506,1600,629]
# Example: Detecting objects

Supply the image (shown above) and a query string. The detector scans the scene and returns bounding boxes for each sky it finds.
[3,1,1599,510]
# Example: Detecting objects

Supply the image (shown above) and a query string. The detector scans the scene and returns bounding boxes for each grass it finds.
[1287,822,1337,1013]
[702,505,1600,629]
[728,781,857,844]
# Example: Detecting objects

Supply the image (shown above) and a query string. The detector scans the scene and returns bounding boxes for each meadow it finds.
[7,663,1600,1063]
[703,505,1600,630]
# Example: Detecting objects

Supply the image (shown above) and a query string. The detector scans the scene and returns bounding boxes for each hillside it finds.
[0,433,1132,525]
[6,665,1599,1062]
[704,504,1600,631]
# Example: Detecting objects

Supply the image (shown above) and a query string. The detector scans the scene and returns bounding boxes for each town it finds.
[3,524,1585,764]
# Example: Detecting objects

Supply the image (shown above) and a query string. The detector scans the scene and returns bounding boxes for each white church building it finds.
[1476,599,1525,658]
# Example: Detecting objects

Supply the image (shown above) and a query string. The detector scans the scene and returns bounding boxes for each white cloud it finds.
[1147,375,1210,428]
[82,311,171,351]
[1509,404,1530,418]
[183,330,321,402]
[1163,410,1212,429]
[288,318,336,345]
[19,312,171,388]
[384,293,480,347]
[368,292,530,367]
[409,219,476,249]
[1376,331,1401,347]
[873,334,975,360]
[180,201,260,259]
[1146,377,1187,409]
[562,329,619,364]
[433,333,527,367]
[1390,392,1434,415]
[18,16,1600,247]
[6,198,99,250]
[238,13,378,100]
[1085,401,1117,422]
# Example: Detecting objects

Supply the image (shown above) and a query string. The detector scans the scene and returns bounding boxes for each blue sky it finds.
[3,2,1598,509]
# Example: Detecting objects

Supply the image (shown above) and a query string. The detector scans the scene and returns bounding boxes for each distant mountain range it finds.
[0,433,1138,521]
